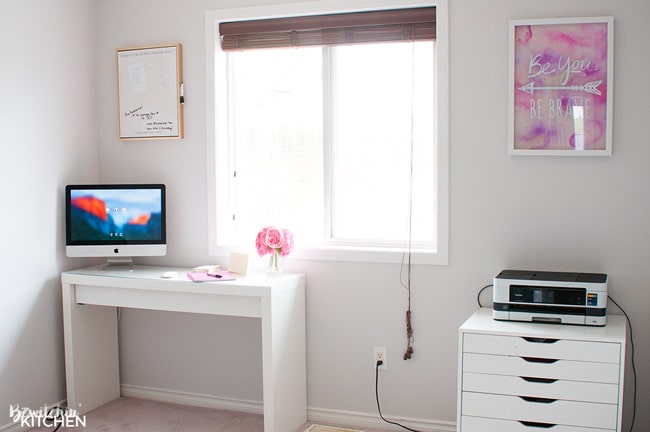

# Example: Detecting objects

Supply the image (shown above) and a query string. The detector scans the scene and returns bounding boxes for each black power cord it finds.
[375,360,421,432]
[44,405,72,432]
[607,295,637,432]
[476,284,493,307]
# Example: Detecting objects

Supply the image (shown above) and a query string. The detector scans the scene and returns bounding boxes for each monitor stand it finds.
[101,257,135,271]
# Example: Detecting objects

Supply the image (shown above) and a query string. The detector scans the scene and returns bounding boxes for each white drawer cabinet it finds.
[457,308,627,432]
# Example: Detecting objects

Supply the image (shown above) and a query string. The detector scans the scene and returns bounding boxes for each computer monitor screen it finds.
[65,184,166,262]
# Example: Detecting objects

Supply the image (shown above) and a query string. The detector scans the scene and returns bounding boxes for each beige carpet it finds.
[27,397,263,432]
[26,397,392,432]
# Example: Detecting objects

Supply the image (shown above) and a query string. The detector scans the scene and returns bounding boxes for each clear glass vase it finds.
[267,250,281,273]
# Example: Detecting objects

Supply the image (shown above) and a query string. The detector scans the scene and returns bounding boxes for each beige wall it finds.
[95,0,650,429]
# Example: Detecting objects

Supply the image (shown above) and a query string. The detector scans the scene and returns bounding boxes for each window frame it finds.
[205,0,449,265]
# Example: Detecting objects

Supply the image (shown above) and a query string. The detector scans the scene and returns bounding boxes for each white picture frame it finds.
[508,17,613,156]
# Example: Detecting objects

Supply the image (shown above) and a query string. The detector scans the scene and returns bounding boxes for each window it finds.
[206,1,448,264]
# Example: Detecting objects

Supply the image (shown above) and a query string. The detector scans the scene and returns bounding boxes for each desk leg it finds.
[62,282,120,414]
[261,285,307,432]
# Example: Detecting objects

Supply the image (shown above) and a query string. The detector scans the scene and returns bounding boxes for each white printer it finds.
[492,269,607,326]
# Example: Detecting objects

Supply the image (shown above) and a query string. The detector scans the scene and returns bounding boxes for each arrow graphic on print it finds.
[518,80,602,96]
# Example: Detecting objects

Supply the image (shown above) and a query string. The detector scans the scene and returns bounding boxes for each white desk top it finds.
[62,265,304,298]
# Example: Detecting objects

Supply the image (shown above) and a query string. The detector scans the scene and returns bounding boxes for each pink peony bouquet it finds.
[256,226,293,272]
[255,226,294,257]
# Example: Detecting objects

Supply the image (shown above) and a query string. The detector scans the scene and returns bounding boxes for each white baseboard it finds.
[120,384,264,415]
[121,384,456,432]
[307,406,456,432]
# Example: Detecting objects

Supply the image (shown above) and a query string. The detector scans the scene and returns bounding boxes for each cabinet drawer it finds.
[462,372,619,404]
[463,353,620,384]
[463,333,620,363]
[460,416,614,432]
[462,392,618,429]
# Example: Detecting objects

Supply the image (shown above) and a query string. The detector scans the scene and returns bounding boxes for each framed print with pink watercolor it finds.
[508,17,613,156]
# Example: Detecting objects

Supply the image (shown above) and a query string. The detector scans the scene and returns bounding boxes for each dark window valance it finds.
[219,7,436,51]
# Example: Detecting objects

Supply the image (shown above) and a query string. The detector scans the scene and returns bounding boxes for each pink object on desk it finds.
[186,271,236,282]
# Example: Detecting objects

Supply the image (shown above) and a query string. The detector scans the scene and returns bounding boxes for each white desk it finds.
[61,266,306,432]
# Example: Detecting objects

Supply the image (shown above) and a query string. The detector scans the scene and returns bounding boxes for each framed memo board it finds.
[116,44,184,140]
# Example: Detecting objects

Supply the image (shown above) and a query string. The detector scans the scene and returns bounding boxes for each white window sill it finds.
[212,244,447,265]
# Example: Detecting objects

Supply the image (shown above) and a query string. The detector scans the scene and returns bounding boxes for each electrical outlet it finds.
[374,347,387,370]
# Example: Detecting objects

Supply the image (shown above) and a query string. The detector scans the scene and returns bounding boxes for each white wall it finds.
[95,0,650,429]
[0,0,98,425]
[2,0,646,430]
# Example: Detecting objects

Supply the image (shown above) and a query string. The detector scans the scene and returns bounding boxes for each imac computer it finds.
[65,184,166,268]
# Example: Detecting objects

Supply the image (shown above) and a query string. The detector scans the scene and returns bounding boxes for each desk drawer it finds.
[460,416,614,432]
[75,284,262,318]
[462,372,619,404]
[463,333,620,363]
[463,353,620,384]
[462,392,617,430]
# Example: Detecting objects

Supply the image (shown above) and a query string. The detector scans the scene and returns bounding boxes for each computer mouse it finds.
[162,271,178,278]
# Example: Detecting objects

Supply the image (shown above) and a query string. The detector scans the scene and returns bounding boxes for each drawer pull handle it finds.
[519,420,557,428]
[522,337,559,344]
[520,396,557,404]
[521,356,559,364]
[521,376,558,384]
